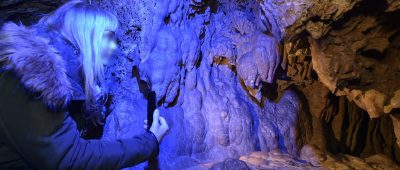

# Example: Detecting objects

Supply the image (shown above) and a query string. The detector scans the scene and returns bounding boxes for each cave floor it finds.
[189,150,399,170]
[240,151,399,170]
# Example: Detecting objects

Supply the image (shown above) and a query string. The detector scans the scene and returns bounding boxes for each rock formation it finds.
[1,0,399,169]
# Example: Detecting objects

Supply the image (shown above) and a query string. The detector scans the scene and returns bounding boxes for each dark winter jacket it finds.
[0,22,159,169]
[37,24,108,139]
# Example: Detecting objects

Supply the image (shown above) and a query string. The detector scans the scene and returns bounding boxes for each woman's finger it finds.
[152,109,160,128]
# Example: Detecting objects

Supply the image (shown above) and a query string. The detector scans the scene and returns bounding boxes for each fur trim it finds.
[0,22,72,110]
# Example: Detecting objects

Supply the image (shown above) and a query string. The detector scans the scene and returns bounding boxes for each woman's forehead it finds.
[104,30,115,34]
[103,30,115,37]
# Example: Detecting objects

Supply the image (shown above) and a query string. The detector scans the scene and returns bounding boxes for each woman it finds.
[0,0,168,169]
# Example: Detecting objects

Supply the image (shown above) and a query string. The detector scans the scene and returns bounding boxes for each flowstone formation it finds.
[95,0,305,169]
[1,0,400,169]
[95,0,400,169]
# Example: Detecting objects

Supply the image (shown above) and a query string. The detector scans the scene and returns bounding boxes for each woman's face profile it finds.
[101,30,117,65]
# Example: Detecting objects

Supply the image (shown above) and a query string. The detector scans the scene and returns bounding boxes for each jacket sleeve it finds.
[0,72,159,170]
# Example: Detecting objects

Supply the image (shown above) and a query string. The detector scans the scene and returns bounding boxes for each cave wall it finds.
[94,0,306,168]
[95,0,400,168]
[1,0,400,169]
[275,0,400,159]
[0,0,66,25]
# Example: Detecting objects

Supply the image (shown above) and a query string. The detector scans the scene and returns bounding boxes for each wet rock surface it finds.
[0,0,65,25]
[1,0,400,169]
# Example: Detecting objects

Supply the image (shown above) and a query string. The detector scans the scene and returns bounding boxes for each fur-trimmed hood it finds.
[0,22,73,110]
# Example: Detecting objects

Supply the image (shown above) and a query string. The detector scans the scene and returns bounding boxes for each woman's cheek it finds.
[110,40,117,51]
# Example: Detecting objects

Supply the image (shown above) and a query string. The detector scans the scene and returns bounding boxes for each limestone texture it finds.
[1,0,400,169]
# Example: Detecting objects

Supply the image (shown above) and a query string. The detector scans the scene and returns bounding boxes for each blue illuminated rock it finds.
[95,0,306,169]
[4,0,399,169]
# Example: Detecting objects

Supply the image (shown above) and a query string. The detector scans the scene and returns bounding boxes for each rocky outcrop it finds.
[270,0,400,153]
[269,0,400,118]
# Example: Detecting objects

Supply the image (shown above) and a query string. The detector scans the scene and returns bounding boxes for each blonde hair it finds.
[38,0,118,106]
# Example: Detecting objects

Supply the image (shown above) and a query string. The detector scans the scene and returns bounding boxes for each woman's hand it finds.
[144,109,169,143]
